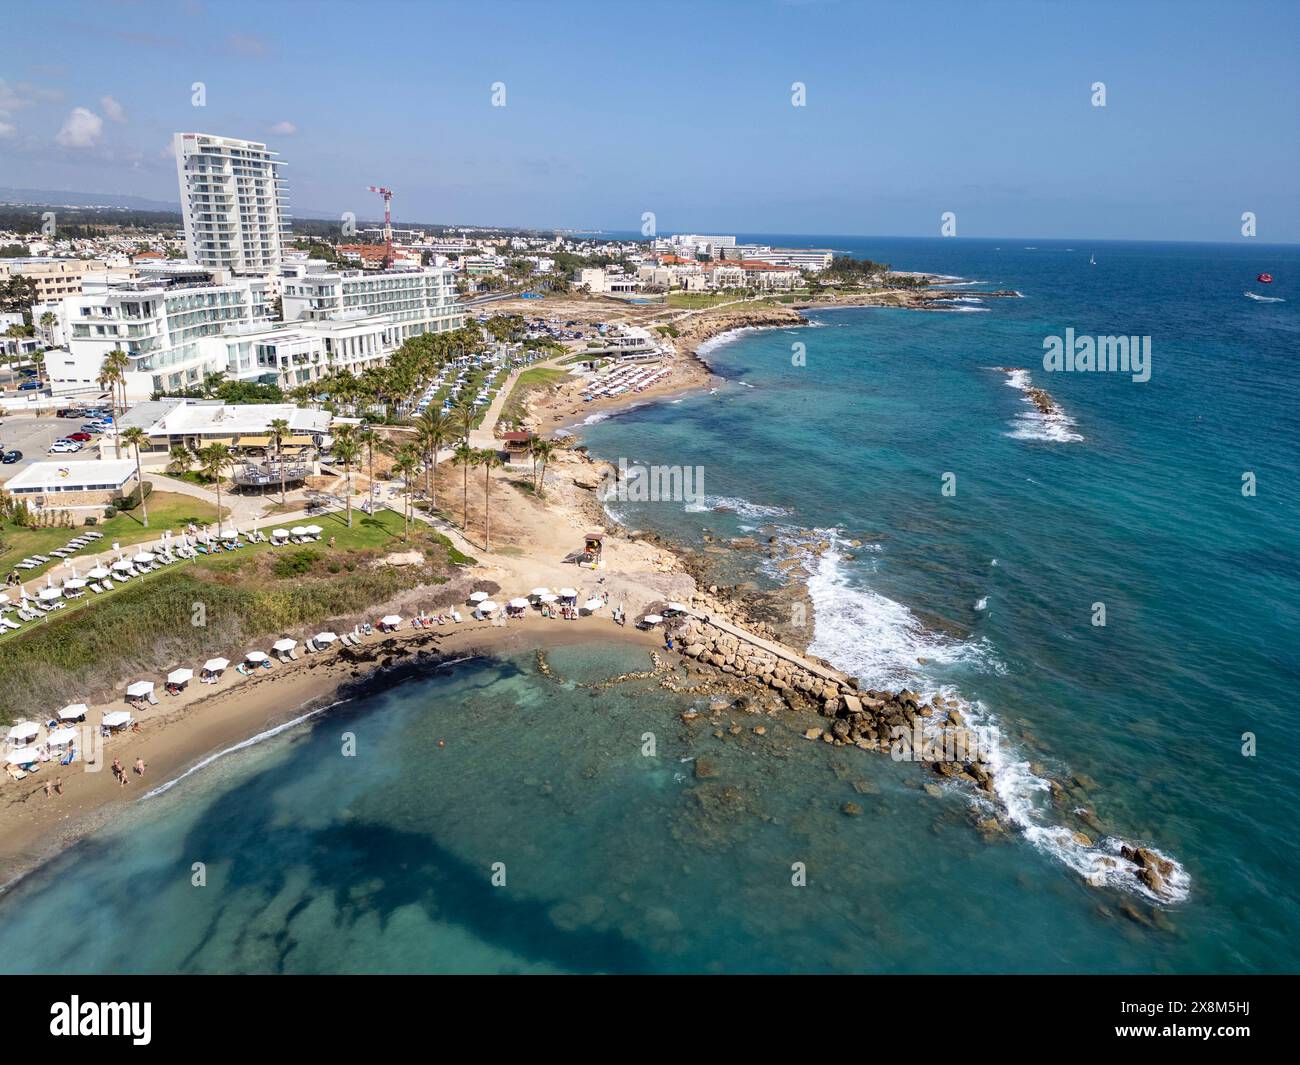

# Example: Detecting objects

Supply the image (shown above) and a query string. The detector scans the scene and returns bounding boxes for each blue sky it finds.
[2,0,1297,241]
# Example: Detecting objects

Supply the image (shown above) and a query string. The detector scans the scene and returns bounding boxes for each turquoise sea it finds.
[1,237,1296,973]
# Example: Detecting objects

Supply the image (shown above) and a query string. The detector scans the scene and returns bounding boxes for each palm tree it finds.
[120,426,151,526]
[38,311,56,347]
[477,447,503,550]
[452,442,475,530]
[332,431,360,528]
[414,408,450,507]
[357,426,382,502]
[198,443,231,531]
[167,444,192,475]
[391,447,420,542]
[531,438,556,494]
[268,417,290,504]
[98,349,129,459]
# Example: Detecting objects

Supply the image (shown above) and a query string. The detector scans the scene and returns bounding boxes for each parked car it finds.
[80,424,103,434]
[1,450,21,464]
[18,380,42,391]
[57,408,80,419]
[66,431,93,442]
[49,440,82,453]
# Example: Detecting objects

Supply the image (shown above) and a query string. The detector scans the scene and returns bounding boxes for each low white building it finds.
[116,397,331,455]
[2,459,140,510]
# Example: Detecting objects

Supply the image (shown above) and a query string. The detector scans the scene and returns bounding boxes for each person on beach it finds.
[53,777,63,796]
[133,757,146,776]
[43,780,52,798]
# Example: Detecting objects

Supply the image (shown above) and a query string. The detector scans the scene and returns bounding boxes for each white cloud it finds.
[55,107,103,148]
[0,79,62,117]
[0,120,15,139]
[269,120,297,135]
[100,95,127,123]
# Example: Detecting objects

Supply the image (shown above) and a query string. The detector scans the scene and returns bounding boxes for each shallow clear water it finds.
[2,237,1295,973]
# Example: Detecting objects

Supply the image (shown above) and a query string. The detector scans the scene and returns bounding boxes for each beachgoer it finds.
[54,777,63,795]
[43,780,51,798]
[133,757,146,776]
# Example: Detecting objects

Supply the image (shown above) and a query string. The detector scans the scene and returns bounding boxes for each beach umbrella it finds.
[538,593,558,603]
[272,638,297,652]
[291,526,309,537]
[126,680,154,698]
[314,632,338,645]
[304,525,323,535]
[5,747,39,766]
[47,727,78,747]
[477,600,498,614]
[665,602,690,614]
[583,597,604,611]
[133,551,155,564]
[202,657,230,673]
[468,591,489,602]
[558,587,577,599]
[6,721,39,743]
[223,530,238,541]
[58,703,88,721]
[63,578,87,590]
[245,651,269,664]
[380,615,402,627]
[271,528,289,540]
[101,711,132,729]
[642,614,664,625]
[167,668,194,685]
[38,586,63,601]
[86,565,111,580]
[112,558,133,571]
[508,598,529,609]
[529,587,552,597]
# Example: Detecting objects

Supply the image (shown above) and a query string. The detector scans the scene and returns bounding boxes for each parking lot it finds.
[0,412,114,480]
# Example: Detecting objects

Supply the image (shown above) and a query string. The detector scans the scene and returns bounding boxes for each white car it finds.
[49,440,83,454]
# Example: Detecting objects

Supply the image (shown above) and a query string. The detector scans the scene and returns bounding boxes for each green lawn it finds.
[0,508,413,644]
[499,367,572,427]
[0,491,224,582]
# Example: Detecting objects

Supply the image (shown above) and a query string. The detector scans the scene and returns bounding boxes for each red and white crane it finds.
[366,185,394,267]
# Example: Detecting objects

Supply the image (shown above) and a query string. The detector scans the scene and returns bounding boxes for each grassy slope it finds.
[0,510,469,720]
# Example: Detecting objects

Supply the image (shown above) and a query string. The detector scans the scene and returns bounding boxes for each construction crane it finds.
[366,185,394,267]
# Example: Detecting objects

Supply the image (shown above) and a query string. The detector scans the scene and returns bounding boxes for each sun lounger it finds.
[102,579,114,590]
[237,664,253,676]
[289,648,300,660]
[1,618,19,631]
[90,583,103,593]
[304,639,317,653]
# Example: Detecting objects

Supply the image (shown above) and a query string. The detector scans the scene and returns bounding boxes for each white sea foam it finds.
[975,596,988,611]
[999,368,1084,443]
[1244,291,1285,303]
[684,494,794,519]
[805,543,1189,903]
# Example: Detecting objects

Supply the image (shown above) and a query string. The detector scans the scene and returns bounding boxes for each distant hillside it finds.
[0,187,180,212]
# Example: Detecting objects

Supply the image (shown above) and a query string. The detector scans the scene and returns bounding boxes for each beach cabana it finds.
[6,747,39,767]
[47,727,78,749]
[6,721,40,744]
[58,703,88,722]
[273,638,297,655]
[582,532,605,566]
[468,591,490,603]
[314,631,338,646]
[378,615,402,632]
[38,586,62,602]
[101,710,132,731]
[125,680,154,700]
[245,651,269,666]
[167,668,194,688]
[202,657,230,677]
[474,600,498,619]
[582,597,604,613]
[270,528,290,544]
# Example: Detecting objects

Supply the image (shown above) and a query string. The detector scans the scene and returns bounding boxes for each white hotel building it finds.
[47,262,463,400]
[174,132,290,275]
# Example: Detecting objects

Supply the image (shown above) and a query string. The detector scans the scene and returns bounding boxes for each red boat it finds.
[1257,273,1273,283]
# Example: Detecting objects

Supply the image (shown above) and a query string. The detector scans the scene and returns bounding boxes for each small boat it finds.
[1089,254,1096,266]
[1257,273,1273,283]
